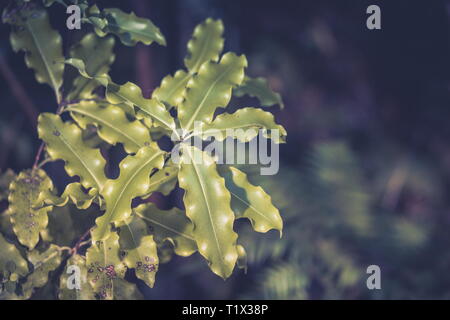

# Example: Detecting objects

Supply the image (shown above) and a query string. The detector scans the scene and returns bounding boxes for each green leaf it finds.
[152,70,190,108]
[90,7,166,47]
[224,167,283,235]
[22,244,62,297]
[153,18,224,107]
[146,164,178,196]
[105,82,177,133]
[0,169,15,201]
[67,33,115,100]
[7,169,53,250]
[59,254,95,300]
[37,182,98,210]
[178,52,247,131]
[178,146,238,278]
[234,76,284,109]
[118,217,159,288]
[38,113,107,191]
[184,18,224,73]
[194,107,287,143]
[65,59,177,134]
[86,232,127,300]
[3,3,64,102]
[135,203,197,257]
[66,101,152,154]
[92,145,165,241]
[0,232,29,278]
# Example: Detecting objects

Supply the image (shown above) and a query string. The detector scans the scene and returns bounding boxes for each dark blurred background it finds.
[1,0,450,299]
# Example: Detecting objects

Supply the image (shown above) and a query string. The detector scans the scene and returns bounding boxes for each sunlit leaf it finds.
[92,145,165,241]
[178,146,238,278]
[66,101,152,154]
[194,107,287,143]
[38,113,107,191]
[145,163,178,196]
[86,232,126,300]
[184,18,224,72]
[224,167,283,235]
[178,52,247,131]
[153,18,224,107]
[37,182,98,211]
[105,82,176,133]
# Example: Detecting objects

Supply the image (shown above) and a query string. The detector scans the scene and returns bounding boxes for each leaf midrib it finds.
[185,147,224,261]
[52,123,103,189]
[101,152,162,234]
[182,62,234,131]
[136,212,194,241]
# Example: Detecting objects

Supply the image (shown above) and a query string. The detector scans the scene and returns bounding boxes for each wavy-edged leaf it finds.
[152,70,190,108]
[7,169,53,250]
[22,244,62,298]
[89,7,166,47]
[178,52,247,131]
[135,203,197,257]
[92,145,165,241]
[184,18,224,72]
[3,3,64,102]
[37,182,98,210]
[66,101,152,154]
[146,164,178,196]
[106,82,176,133]
[178,146,238,278]
[118,217,158,288]
[67,33,115,100]
[152,19,224,108]
[224,167,283,235]
[38,113,107,191]
[65,59,177,134]
[86,232,126,300]
[0,232,29,278]
[59,254,95,300]
[0,169,15,201]
[194,107,287,143]
[234,76,284,109]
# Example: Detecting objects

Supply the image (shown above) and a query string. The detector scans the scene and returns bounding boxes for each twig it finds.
[71,228,92,255]
[32,142,46,171]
